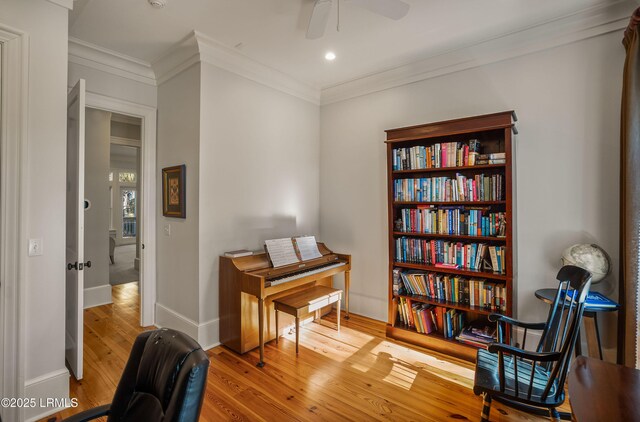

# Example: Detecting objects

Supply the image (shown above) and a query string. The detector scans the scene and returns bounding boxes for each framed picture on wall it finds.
[162,165,186,218]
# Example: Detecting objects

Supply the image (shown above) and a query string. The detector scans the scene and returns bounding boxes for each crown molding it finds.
[68,37,156,86]
[195,31,321,104]
[152,31,321,105]
[46,0,73,10]
[321,0,636,105]
[151,32,201,86]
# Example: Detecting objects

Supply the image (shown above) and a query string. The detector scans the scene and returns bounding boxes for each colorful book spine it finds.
[394,238,489,270]
[395,271,507,312]
[397,207,506,237]
[392,141,498,170]
[394,174,504,202]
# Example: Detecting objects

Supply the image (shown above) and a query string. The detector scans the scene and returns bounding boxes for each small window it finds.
[108,171,113,182]
[119,171,136,183]
[122,188,136,238]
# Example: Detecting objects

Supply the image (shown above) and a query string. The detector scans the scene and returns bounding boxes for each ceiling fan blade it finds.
[349,0,410,20]
[306,0,332,39]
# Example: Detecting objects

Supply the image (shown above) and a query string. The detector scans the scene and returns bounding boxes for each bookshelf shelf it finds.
[393,201,506,206]
[392,163,505,175]
[395,294,498,316]
[392,231,507,243]
[385,111,516,363]
[392,323,479,349]
[386,324,478,361]
[393,262,508,280]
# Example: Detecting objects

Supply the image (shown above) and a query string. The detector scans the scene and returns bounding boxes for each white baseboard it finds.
[84,284,112,309]
[341,291,387,322]
[24,368,70,422]
[198,317,220,351]
[155,303,220,350]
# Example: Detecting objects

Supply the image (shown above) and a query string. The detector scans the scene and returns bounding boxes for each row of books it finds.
[488,246,507,274]
[396,206,506,237]
[397,297,437,334]
[476,152,506,165]
[395,238,490,271]
[396,298,466,339]
[394,174,504,202]
[392,140,481,170]
[394,269,508,312]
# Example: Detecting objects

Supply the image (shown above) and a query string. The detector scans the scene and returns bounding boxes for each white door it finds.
[66,79,86,380]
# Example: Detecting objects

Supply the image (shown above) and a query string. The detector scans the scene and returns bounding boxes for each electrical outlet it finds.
[28,238,43,256]
[164,224,171,236]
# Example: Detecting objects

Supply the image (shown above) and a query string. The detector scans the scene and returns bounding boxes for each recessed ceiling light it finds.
[325,51,336,61]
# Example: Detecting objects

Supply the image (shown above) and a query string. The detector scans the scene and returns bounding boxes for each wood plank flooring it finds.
[43,283,569,421]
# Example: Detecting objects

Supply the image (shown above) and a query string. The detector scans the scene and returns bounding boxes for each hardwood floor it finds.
[43,283,569,421]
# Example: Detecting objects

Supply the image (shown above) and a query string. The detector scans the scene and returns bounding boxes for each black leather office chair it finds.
[64,328,209,422]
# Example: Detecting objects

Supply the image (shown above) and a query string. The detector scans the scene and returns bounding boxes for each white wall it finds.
[198,63,320,336]
[0,0,70,419]
[320,31,623,348]
[68,62,156,108]
[156,64,201,325]
[153,56,320,348]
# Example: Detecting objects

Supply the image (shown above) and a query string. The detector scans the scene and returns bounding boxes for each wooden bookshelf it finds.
[385,111,517,362]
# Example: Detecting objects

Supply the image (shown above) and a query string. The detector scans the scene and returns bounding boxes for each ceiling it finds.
[69,0,619,89]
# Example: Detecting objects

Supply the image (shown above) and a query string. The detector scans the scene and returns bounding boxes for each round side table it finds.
[534,288,620,360]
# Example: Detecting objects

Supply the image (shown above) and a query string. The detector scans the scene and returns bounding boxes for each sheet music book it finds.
[295,236,322,261]
[265,238,300,268]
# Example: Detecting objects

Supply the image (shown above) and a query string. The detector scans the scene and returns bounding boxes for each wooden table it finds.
[569,356,640,422]
[534,288,620,359]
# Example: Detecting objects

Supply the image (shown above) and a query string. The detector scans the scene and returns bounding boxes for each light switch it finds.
[164,224,171,236]
[29,238,43,256]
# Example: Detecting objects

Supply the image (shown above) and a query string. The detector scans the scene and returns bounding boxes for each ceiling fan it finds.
[306,0,410,39]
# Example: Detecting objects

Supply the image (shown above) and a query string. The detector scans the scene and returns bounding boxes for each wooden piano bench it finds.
[273,285,342,355]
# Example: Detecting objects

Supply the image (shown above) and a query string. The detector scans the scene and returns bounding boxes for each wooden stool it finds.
[273,285,342,355]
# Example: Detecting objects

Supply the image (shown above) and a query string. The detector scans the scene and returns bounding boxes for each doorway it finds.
[108,117,142,288]
[82,109,144,310]
[84,92,157,328]
[65,88,157,380]
[83,110,142,307]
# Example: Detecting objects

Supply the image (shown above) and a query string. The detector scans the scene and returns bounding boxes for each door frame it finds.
[84,92,157,327]
[0,24,29,422]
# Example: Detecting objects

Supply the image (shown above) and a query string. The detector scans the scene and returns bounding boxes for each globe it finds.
[561,243,611,284]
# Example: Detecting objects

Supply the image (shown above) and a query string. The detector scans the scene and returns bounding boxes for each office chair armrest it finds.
[487,343,561,362]
[62,404,110,422]
[488,314,546,330]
